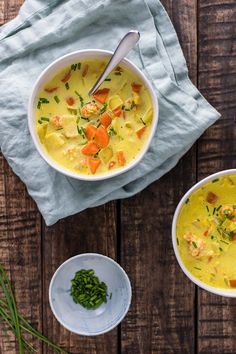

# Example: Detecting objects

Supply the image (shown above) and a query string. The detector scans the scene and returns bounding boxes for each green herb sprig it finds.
[0,264,68,353]
[70,269,110,310]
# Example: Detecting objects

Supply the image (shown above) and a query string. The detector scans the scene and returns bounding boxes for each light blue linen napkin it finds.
[0,0,220,225]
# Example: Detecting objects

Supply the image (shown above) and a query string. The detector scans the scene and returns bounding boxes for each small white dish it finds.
[28,49,159,181]
[49,253,132,335]
[172,169,236,297]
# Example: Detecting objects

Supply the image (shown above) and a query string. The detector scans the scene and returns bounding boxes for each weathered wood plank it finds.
[120,1,198,353]
[0,1,43,353]
[197,1,236,353]
[0,154,42,353]
[42,203,118,354]
[0,0,23,24]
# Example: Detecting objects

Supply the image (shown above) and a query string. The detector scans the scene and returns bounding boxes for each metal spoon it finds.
[88,30,140,96]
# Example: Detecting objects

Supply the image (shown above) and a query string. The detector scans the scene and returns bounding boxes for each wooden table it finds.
[1,0,236,353]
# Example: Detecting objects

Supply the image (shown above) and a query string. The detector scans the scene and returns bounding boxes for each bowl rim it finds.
[172,169,236,297]
[49,253,132,336]
[28,49,159,181]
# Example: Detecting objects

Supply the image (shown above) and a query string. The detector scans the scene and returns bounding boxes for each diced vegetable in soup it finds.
[176,175,236,290]
[36,60,153,175]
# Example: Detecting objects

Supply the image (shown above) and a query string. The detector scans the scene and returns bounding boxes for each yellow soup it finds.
[36,60,153,175]
[177,174,236,289]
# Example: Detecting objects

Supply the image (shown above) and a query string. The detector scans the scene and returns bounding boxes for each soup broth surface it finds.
[177,175,236,289]
[36,60,153,175]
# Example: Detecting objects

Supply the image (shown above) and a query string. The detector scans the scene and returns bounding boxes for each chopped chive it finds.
[228,231,234,241]
[192,241,197,249]
[194,267,201,271]
[100,103,107,114]
[37,101,41,109]
[71,63,77,71]
[114,72,122,76]
[212,178,219,183]
[40,117,49,122]
[130,100,135,110]
[65,82,70,90]
[75,91,84,107]
[39,97,49,103]
[177,237,179,246]
[140,117,146,125]
[105,78,111,81]
[38,120,42,124]
[213,207,216,215]
[185,198,190,204]
[77,62,81,70]
[81,117,89,121]
[219,247,223,252]
[216,205,222,211]
[108,127,117,136]
[206,205,209,213]
[220,240,229,245]
[54,95,60,104]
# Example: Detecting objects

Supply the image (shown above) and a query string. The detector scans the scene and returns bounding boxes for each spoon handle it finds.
[88,30,140,96]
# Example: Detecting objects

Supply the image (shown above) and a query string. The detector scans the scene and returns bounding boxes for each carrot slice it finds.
[85,125,97,140]
[61,70,71,83]
[44,87,58,93]
[82,64,89,77]
[117,151,126,166]
[81,142,99,155]
[100,112,112,128]
[66,96,76,106]
[136,126,146,139]
[113,107,122,117]
[93,88,110,104]
[88,157,101,174]
[206,192,218,204]
[131,82,142,93]
[229,279,236,287]
[94,126,109,148]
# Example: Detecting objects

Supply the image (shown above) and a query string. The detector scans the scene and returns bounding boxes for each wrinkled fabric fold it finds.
[0,0,220,225]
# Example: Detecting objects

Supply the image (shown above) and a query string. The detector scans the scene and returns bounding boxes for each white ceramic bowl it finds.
[28,49,159,181]
[49,253,132,336]
[172,169,236,297]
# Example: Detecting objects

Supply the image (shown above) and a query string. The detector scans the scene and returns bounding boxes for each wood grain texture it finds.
[197,1,236,353]
[42,203,118,354]
[0,2,42,354]
[120,1,198,353]
[0,0,23,24]
[0,155,42,354]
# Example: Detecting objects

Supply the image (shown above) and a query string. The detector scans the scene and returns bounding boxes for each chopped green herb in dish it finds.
[70,269,111,310]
